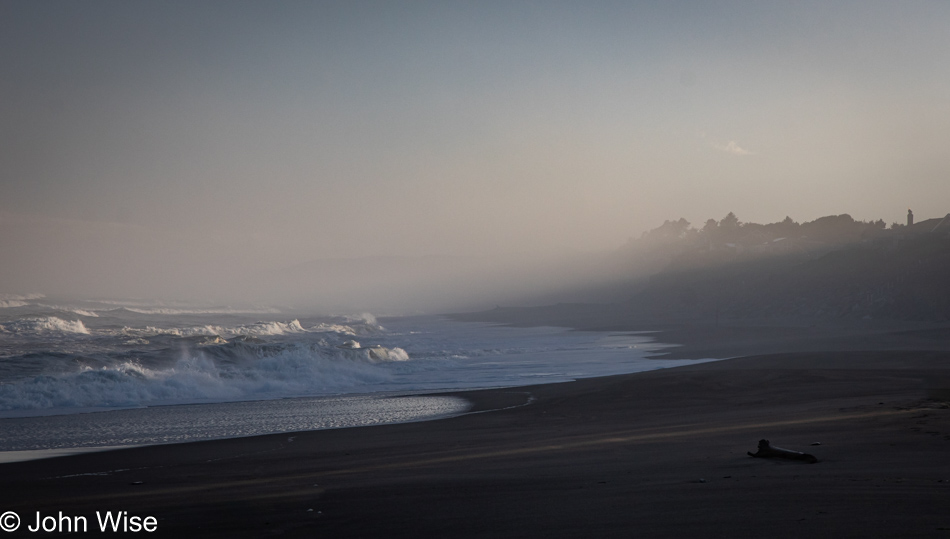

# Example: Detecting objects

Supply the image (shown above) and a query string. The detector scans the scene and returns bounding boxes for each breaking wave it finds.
[111,319,379,339]
[0,293,45,309]
[37,305,100,317]
[121,306,283,315]
[0,301,696,420]
[0,317,89,335]
[0,341,412,413]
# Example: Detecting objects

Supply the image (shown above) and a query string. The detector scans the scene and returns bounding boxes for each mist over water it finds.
[2,3,950,312]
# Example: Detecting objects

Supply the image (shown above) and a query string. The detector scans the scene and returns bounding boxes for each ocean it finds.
[0,295,709,461]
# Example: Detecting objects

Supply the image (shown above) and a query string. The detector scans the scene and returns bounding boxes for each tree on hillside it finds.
[640,218,691,246]
[719,212,740,231]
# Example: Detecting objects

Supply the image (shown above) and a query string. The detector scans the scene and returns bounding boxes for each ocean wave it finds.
[122,307,282,315]
[0,293,45,301]
[0,300,29,309]
[240,319,306,335]
[0,343,412,412]
[0,317,89,335]
[36,305,100,317]
[111,319,382,339]
[343,312,378,325]
[310,322,380,336]
[367,346,409,361]
[116,325,219,338]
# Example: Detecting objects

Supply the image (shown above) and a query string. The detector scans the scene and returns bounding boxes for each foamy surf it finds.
[0,316,89,335]
[0,297,715,459]
[0,341,414,414]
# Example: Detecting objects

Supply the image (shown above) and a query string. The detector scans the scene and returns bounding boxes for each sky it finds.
[2,1,949,308]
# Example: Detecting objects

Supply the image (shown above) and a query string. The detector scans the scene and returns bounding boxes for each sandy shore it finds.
[2,344,950,537]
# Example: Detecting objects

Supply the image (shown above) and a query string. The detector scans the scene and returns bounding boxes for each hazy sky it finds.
[2,1,949,303]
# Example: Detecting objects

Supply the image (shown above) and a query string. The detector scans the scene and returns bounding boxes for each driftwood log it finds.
[747,439,818,463]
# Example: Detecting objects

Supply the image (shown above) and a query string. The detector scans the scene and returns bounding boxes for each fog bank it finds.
[3,2,950,311]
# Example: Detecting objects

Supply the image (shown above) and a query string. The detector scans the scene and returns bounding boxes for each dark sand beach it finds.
[2,323,950,538]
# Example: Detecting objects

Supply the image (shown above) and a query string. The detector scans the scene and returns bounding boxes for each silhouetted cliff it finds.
[457,212,950,323]
[602,212,950,322]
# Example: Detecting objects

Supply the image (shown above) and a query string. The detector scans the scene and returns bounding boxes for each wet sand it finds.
[2,345,950,537]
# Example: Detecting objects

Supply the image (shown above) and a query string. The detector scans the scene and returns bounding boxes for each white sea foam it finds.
[0,317,89,335]
[239,319,306,335]
[123,306,281,315]
[311,323,366,335]
[111,319,380,340]
[367,346,409,361]
[0,300,29,308]
[37,304,100,317]
[0,342,414,413]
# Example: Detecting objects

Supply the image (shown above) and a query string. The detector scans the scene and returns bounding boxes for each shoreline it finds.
[3,308,950,537]
[0,392,477,463]
[2,349,949,537]
[0,379,541,464]
[0,320,705,462]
